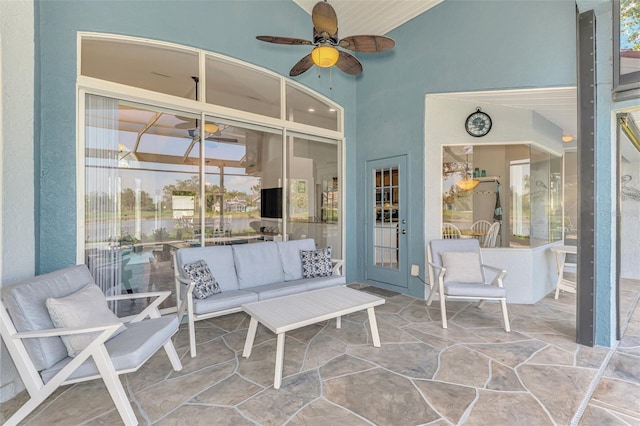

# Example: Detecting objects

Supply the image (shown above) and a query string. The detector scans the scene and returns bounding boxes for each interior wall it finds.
[0,0,34,402]
[426,96,564,246]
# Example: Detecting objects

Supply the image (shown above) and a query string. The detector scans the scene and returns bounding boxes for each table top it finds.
[241,286,385,334]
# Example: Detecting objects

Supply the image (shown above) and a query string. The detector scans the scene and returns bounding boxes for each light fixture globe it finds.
[456,176,480,191]
[204,123,219,133]
[311,46,339,68]
[455,146,479,191]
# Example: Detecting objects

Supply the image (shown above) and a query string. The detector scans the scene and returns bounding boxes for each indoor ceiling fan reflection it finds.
[174,76,224,136]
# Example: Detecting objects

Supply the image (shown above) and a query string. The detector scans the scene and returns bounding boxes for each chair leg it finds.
[188,315,197,358]
[426,283,436,306]
[5,392,51,426]
[500,299,511,332]
[187,294,197,358]
[439,293,448,329]
[163,340,183,371]
[93,345,138,426]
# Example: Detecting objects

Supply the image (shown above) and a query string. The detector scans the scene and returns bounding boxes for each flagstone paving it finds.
[2,279,639,425]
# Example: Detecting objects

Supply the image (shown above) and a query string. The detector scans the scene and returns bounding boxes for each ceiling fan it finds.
[174,76,226,138]
[256,0,395,76]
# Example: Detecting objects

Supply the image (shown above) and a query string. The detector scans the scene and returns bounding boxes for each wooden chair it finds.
[484,222,500,247]
[471,220,492,245]
[0,265,183,426]
[426,238,510,331]
[441,222,461,239]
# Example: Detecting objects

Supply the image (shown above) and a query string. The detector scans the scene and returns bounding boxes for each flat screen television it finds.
[260,187,282,219]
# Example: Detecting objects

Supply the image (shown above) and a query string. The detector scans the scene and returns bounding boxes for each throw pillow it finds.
[46,284,127,358]
[440,251,484,284]
[182,259,221,299]
[300,247,333,278]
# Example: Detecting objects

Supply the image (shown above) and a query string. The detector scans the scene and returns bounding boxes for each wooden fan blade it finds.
[335,51,363,75]
[176,115,196,122]
[256,36,312,46]
[312,1,338,37]
[289,54,315,76]
[175,121,196,130]
[339,35,395,52]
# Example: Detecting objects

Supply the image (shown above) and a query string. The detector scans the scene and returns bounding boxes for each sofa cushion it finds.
[232,242,284,289]
[284,276,346,292]
[182,260,221,299]
[40,316,178,384]
[251,281,311,301]
[45,284,126,357]
[2,265,97,371]
[275,238,316,281]
[192,290,258,315]
[176,246,239,292]
[301,247,333,278]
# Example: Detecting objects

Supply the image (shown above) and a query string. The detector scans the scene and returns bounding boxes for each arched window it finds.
[79,34,344,314]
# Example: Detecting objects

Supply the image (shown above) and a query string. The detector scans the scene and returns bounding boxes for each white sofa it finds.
[173,238,345,357]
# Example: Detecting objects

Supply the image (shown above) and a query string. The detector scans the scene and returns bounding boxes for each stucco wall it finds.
[355,0,576,298]
[1,0,34,402]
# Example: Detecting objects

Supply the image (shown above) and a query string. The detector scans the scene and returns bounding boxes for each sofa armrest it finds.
[331,258,344,276]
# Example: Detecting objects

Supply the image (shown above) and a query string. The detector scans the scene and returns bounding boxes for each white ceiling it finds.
[293,0,443,36]
[432,87,578,140]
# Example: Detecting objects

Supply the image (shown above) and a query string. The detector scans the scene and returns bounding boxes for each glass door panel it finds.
[366,156,408,288]
[285,133,341,259]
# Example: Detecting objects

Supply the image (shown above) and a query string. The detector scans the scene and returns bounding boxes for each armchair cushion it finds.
[40,316,179,384]
[2,265,97,370]
[301,247,333,278]
[444,282,506,298]
[440,251,483,284]
[45,284,126,357]
[182,260,221,299]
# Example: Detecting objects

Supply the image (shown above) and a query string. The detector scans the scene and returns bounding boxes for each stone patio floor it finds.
[2,278,639,425]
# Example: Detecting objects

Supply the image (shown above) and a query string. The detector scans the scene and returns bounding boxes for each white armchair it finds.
[426,238,510,332]
[0,265,183,426]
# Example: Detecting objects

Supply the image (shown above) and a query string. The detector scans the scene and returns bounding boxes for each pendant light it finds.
[456,148,479,191]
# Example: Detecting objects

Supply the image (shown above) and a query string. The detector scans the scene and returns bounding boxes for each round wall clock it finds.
[465,108,492,137]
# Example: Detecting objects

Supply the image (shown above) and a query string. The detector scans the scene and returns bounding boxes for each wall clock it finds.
[465,108,492,137]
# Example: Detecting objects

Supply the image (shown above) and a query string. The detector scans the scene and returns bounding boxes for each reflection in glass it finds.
[285,134,340,259]
[373,167,399,268]
[286,83,339,131]
[442,144,562,248]
[615,0,640,90]
[206,55,281,118]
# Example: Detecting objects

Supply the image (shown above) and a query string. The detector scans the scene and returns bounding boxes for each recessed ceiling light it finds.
[308,108,315,112]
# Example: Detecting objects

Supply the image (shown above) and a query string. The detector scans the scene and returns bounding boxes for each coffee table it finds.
[241,286,385,389]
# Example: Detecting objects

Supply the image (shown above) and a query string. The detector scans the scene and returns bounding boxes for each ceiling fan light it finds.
[311,46,339,68]
[204,123,219,133]
[456,176,480,191]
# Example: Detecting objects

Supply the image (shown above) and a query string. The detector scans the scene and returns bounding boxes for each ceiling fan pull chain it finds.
[329,67,333,91]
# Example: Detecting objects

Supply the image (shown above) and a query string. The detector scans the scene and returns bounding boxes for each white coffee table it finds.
[241,286,385,389]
